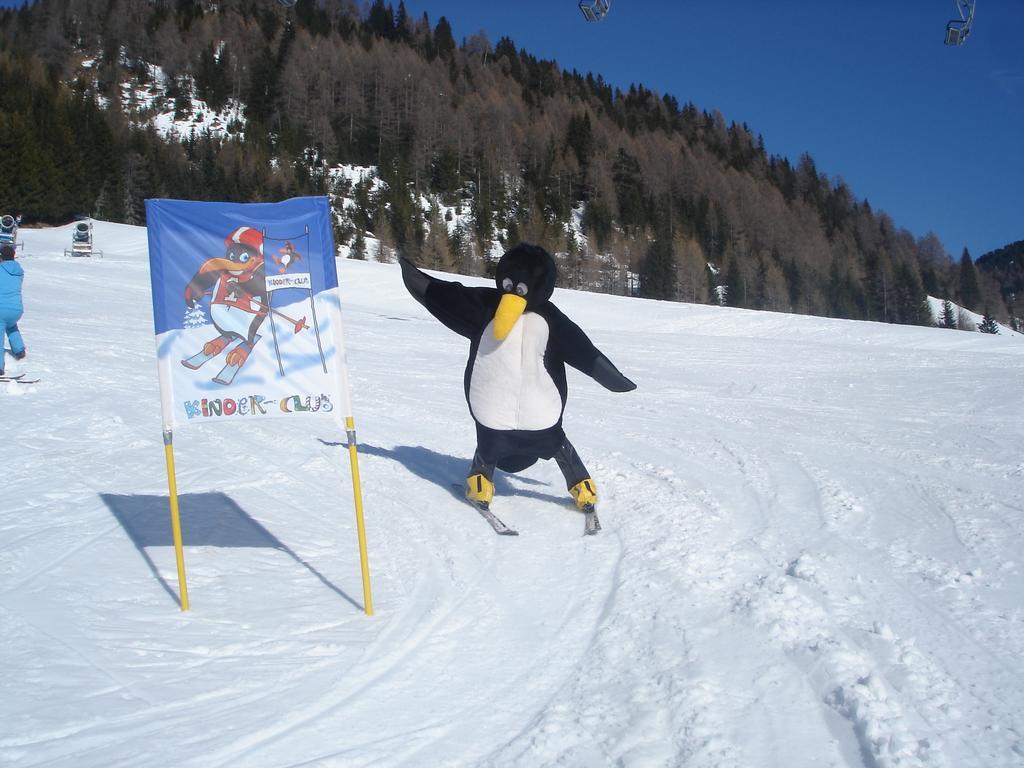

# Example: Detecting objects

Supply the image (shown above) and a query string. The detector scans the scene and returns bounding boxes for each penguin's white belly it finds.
[469,313,562,431]
[211,302,258,338]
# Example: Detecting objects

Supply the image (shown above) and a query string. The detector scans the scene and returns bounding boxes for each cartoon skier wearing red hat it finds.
[181,226,269,385]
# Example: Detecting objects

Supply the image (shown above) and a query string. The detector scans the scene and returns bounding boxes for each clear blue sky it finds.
[397,0,1022,260]
[3,0,1020,258]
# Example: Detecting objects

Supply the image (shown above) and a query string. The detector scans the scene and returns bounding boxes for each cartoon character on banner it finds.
[262,229,328,376]
[180,226,307,386]
[271,240,303,273]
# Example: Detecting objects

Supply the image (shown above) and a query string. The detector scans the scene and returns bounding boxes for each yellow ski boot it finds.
[465,473,495,508]
[569,478,598,510]
[571,478,601,534]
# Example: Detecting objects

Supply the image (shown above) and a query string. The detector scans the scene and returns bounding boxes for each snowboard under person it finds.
[0,243,27,376]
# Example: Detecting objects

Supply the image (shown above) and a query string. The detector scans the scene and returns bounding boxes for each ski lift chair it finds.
[944,0,975,45]
[579,0,611,23]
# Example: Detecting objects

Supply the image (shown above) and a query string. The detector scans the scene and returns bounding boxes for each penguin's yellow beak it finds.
[493,293,528,341]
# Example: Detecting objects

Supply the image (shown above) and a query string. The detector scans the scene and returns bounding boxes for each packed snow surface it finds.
[3,222,1024,768]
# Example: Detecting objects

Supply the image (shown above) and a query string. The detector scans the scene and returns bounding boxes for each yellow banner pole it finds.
[345,416,373,615]
[163,430,190,611]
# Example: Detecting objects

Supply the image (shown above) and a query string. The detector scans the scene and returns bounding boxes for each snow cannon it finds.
[0,214,23,251]
[64,219,103,258]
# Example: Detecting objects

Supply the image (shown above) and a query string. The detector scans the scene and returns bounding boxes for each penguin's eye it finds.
[515,282,528,297]
[227,245,251,263]
[502,277,513,292]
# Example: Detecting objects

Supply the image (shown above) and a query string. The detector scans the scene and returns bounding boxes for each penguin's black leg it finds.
[470,448,497,480]
[554,438,598,510]
[553,438,590,489]
[466,448,497,506]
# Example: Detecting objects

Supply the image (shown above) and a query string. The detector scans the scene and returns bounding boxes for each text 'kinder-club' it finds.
[183,394,334,419]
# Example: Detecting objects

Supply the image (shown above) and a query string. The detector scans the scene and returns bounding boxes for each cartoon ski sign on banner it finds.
[146,197,354,428]
[263,226,329,376]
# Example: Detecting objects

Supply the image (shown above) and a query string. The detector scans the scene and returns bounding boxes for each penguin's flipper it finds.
[547,305,637,393]
[589,354,637,392]
[400,257,493,338]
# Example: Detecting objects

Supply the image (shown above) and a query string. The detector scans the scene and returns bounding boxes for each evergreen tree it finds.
[564,112,594,173]
[612,149,645,236]
[640,232,675,300]
[752,256,769,310]
[725,258,744,308]
[195,42,230,112]
[351,177,375,234]
[449,220,477,275]
[367,0,395,40]
[421,201,453,270]
[892,262,928,326]
[939,299,957,329]
[350,229,367,260]
[562,226,582,289]
[122,152,152,226]
[958,248,981,311]
[434,16,456,60]
[581,195,612,249]
[978,313,999,334]
[783,259,803,311]
[372,202,395,262]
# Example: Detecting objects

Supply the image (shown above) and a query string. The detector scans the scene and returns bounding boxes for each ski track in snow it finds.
[1,223,1023,767]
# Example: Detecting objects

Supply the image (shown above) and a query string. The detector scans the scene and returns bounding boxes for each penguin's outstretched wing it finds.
[400,258,493,339]
[546,304,637,392]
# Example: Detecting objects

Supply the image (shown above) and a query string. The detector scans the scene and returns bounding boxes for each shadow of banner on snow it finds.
[100,492,360,610]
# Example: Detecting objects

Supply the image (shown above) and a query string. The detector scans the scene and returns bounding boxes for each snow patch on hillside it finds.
[76,54,246,140]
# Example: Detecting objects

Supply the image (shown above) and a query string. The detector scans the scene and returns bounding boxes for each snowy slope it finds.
[3,223,1024,768]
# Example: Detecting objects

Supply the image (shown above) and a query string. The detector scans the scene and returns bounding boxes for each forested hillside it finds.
[0,0,1015,324]
[976,240,1023,324]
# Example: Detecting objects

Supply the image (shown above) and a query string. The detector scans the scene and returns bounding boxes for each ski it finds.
[212,361,242,386]
[471,500,519,536]
[181,336,239,370]
[181,348,218,370]
[582,504,602,536]
[0,376,39,384]
[0,373,25,380]
[451,483,518,536]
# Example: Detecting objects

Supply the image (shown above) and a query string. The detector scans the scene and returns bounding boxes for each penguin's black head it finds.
[491,243,557,341]
[495,243,556,307]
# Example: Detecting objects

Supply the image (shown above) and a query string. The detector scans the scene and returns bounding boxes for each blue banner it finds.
[146,197,349,429]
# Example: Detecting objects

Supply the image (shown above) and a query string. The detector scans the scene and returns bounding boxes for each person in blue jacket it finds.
[0,244,26,376]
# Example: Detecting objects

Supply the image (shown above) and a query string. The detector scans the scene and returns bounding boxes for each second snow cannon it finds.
[65,219,102,258]
[0,214,23,252]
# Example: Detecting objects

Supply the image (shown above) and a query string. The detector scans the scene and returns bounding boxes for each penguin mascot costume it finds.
[400,243,636,513]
